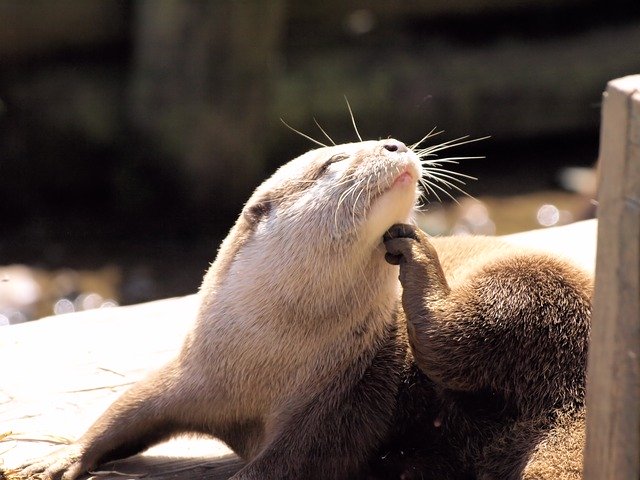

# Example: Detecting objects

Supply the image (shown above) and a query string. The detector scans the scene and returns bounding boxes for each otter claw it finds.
[383,237,414,266]
[383,224,420,266]
[384,252,404,265]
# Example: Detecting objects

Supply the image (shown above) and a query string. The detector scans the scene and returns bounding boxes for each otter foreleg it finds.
[231,328,403,480]
[383,223,590,405]
[383,223,590,478]
[14,362,195,480]
[383,224,464,388]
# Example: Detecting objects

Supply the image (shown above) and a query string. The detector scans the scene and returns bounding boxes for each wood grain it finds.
[584,75,640,480]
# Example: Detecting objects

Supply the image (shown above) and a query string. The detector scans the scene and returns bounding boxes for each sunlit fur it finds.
[196,140,422,423]
[10,132,589,480]
[10,139,428,480]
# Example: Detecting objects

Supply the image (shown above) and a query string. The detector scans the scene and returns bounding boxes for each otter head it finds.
[203,139,421,320]
[245,139,421,245]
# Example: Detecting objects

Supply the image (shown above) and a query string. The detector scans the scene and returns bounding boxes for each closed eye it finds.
[319,153,349,174]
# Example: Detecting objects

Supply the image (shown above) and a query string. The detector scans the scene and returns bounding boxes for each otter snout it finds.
[383,140,408,153]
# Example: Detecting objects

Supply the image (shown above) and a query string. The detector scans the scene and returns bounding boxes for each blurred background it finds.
[1,0,639,323]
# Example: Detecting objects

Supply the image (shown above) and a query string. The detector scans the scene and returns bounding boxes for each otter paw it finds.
[383,224,421,265]
[11,445,84,480]
[383,223,419,242]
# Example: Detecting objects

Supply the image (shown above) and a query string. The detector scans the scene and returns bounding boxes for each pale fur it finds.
[10,139,423,480]
[187,141,421,446]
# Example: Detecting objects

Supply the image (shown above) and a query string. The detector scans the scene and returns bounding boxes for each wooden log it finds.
[0,295,243,479]
[584,75,640,479]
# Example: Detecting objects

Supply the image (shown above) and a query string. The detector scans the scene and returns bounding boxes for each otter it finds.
[7,138,591,480]
[380,225,590,479]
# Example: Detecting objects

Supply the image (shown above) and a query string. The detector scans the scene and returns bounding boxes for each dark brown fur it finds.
[378,223,591,479]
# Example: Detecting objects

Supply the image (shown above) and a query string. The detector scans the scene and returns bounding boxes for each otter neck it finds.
[280,241,400,332]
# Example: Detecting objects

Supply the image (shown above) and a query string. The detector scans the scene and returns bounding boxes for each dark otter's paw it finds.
[383,224,445,296]
[383,224,422,265]
[383,223,419,242]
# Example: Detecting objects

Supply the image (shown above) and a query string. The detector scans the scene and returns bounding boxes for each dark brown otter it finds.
[375,223,590,479]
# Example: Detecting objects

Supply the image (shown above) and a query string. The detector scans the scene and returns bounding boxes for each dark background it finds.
[1,0,639,320]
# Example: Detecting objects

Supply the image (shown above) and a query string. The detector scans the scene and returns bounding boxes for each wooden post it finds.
[584,75,640,479]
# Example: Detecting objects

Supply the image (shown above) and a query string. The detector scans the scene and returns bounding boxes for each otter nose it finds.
[383,140,408,153]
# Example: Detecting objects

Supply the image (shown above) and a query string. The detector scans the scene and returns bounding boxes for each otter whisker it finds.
[423,168,478,184]
[348,176,366,206]
[416,135,490,156]
[313,118,337,146]
[409,127,442,150]
[335,184,358,227]
[344,96,363,142]
[351,176,372,227]
[424,174,467,191]
[421,178,461,204]
[280,118,327,148]
[420,161,451,168]
[415,135,474,155]
[414,191,433,211]
[375,170,384,198]
[327,183,347,199]
[423,165,476,190]
[329,171,360,190]
[420,156,484,165]
[344,179,366,226]
[335,178,365,228]
[425,173,476,201]
[414,198,432,212]
[423,175,468,191]
[420,162,479,176]
[289,180,322,185]
[412,133,485,205]
[417,170,475,202]
[325,176,360,201]
[418,178,444,203]
[349,177,366,202]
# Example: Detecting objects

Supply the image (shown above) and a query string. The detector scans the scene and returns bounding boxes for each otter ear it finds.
[243,198,272,224]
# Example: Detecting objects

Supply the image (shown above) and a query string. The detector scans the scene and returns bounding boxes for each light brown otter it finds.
[10,139,422,480]
[7,138,591,480]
